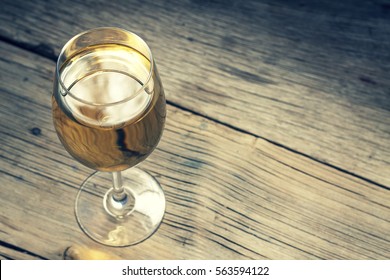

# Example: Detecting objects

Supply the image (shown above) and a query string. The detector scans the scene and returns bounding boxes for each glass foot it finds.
[75,168,165,247]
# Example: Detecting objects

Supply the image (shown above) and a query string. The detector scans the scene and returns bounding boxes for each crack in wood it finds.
[0,240,47,260]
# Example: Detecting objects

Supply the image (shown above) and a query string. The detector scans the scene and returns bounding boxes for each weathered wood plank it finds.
[0,0,389,186]
[0,242,45,260]
[0,41,389,259]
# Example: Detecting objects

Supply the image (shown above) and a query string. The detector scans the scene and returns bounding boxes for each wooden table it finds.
[0,0,389,260]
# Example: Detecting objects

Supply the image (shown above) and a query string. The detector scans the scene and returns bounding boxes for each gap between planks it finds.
[0,240,47,260]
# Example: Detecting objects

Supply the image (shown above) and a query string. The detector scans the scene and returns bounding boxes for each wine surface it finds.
[52,44,165,171]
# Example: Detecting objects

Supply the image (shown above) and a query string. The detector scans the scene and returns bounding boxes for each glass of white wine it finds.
[52,27,166,246]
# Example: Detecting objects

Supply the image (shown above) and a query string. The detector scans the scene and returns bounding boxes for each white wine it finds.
[53,44,165,171]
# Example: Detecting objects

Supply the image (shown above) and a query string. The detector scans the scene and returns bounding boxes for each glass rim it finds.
[56,27,154,107]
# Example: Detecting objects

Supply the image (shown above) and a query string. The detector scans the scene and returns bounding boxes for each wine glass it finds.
[52,27,166,246]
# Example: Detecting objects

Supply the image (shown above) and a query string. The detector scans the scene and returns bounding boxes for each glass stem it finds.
[104,171,135,218]
[111,171,127,201]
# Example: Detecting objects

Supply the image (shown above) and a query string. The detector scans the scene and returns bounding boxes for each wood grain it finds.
[0,41,389,259]
[0,0,389,186]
